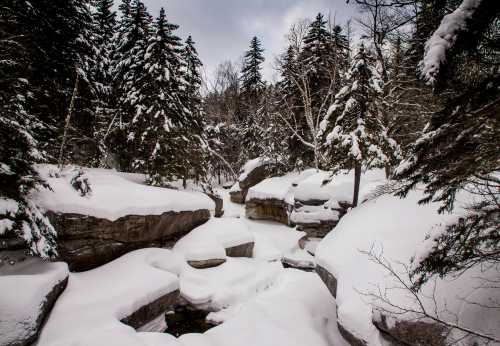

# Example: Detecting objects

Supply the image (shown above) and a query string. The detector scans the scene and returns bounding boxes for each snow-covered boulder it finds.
[315,190,500,346]
[33,165,213,271]
[245,170,316,225]
[291,170,385,237]
[36,248,182,346]
[174,218,254,269]
[0,252,68,346]
[230,157,274,204]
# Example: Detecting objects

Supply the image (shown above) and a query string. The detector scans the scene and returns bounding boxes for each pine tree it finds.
[182,36,203,113]
[321,43,398,206]
[240,36,265,121]
[395,0,500,286]
[0,1,57,257]
[110,0,152,170]
[91,0,117,165]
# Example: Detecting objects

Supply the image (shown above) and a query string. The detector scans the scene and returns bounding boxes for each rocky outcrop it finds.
[291,200,350,238]
[120,289,180,330]
[49,209,210,271]
[187,242,254,269]
[373,314,447,346]
[230,161,274,204]
[205,193,224,218]
[337,322,368,346]
[188,258,226,269]
[229,189,245,204]
[315,265,338,299]
[0,253,69,346]
[245,198,291,225]
[225,242,254,258]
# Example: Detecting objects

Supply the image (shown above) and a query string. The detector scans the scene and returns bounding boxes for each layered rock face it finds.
[245,198,291,225]
[291,200,350,238]
[49,209,210,271]
[120,289,180,330]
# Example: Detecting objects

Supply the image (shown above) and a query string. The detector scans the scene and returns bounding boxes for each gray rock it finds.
[245,198,291,225]
[121,289,180,330]
[187,259,226,269]
[49,209,210,271]
[225,242,254,258]
[315,265,338,299]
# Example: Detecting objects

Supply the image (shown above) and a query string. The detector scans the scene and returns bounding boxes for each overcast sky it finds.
[138,0,358,82]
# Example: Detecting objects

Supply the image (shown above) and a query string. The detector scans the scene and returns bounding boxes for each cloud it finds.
[135,0,356,81]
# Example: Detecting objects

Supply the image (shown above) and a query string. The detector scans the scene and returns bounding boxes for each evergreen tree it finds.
[395,0,500,287]
[182,35,203,113]
[321,43,398,206]
[239,36,265,121]
[91,0,117,165]
[110,0,152,170]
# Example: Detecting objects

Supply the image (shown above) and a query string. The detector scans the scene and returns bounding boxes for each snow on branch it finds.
[421,0,482,85]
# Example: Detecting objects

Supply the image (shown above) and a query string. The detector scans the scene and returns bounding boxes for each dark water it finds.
[164,306,216,337]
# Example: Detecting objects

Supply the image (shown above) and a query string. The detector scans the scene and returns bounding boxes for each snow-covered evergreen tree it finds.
[182,35,203,114]
[0,2,57,257]
[109,0,152,170]
[321,43,399,206]
[91,0,117,165]
[239,36,265,121]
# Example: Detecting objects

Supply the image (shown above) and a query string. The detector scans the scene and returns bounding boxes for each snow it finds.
[32,165,214,221]
[246,169,317,202]
[173,218,254,262]
[422,0,482,84]
[315,188,500,345]
[0,252,68,345]
[294,169,386,203]
[37,248,182,346]
[180,257,282,310]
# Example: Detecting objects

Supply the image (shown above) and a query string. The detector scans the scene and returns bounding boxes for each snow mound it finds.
[33,165,214,221]
[37,248,182,346]
[173,218,254,262]
[238,157,270,182]
[246,169,317,202]
[179,257,282,310]
[0,253,68,345]
[315,189,500,345]
[295,169,386,203]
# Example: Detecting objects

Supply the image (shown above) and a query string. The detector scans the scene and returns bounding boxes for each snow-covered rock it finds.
[36,248,182,346]
[174,218,254,268]
[0,252,68,346]
[32,165,213,271]
[230,157,275,204]
[315,189,500,346]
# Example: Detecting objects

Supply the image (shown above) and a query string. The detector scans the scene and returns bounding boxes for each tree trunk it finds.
[352,162,362,207]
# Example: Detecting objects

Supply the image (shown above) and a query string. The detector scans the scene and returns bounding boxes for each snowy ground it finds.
[29,186,346,346]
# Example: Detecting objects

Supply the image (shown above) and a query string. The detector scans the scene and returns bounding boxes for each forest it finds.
[0,0,499,346]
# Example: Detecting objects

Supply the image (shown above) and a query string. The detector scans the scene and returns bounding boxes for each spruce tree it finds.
[0,1,57,257]
[321,43,398,206]
[239,36,265,122]
[91,0,117,165]
[182,36,203,113]
[110,0,152,170]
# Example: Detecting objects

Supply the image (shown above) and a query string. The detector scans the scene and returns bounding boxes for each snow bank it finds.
[33,165,214,221]
[315,189,500,345]
[204,269,349,346]
[294,169,385,203]
[173,218,254,262]
[180,257,282,311]
[37,248,182,346]
[0,253,68,345]
[246,170,317,202]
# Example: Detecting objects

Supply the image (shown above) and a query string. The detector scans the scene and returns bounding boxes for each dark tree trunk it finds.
[353,162,362,207]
